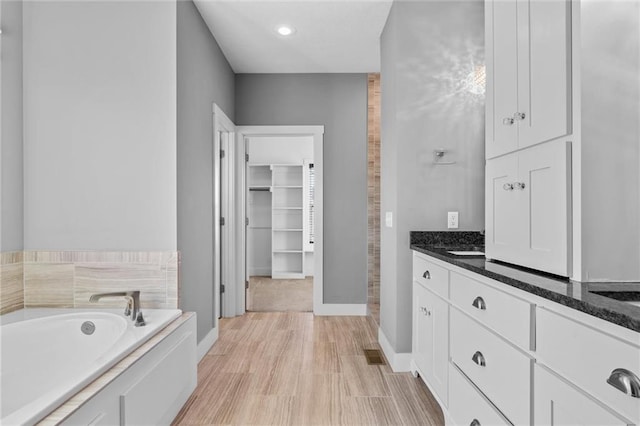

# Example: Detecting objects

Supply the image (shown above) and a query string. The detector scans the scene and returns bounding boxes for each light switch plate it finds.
[385,212,393,228]
[448,211,459,229]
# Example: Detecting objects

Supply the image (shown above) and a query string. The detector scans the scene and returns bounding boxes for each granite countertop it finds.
[410,231,640,333]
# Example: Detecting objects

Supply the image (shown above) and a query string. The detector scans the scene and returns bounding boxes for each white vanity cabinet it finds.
[412,253,449,406]
[534,364,632,426]
[485,0,572,159]
[411,250,640,426]
[485,139,571,277]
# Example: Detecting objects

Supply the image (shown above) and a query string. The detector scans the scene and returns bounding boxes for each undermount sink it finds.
[590,288,640,307]
[447,250,485,256]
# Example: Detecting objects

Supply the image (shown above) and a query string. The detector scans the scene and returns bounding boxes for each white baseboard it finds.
[377,327,412,372]
[249,267,271,276]
[197,326,218,361]
[314,303,367,316]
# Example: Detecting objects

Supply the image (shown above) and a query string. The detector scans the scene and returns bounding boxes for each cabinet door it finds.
[534,365,631,426]
[517,0,572,149]
[485,153,526,265]
[486,0,519,159]
[518,140,571,276]
[413,282,449,406]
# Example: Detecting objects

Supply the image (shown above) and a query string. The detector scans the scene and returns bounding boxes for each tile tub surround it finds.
[0,252,25,315]
[0,251,179,311]
[410,234,640,333]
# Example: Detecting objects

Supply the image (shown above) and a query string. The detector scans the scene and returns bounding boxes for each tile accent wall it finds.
[0,252,25,315]
[367,73,381,324]
[0,251,179,314]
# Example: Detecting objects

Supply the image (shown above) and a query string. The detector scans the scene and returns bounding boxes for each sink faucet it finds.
[89,291,146,326]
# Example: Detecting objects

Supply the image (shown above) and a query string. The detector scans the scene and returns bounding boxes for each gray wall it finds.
[380,1,485,353]
[177,0,235,343]
[22,1,177,251]
[0,0,23,252]
[580,0,640,281]
[235,74,368,304]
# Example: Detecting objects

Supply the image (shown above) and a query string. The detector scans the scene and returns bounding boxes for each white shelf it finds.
[272,271,305,279]
[273,250,303,254]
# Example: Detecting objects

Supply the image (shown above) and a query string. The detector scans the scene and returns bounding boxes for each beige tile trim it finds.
[0,251,25,315]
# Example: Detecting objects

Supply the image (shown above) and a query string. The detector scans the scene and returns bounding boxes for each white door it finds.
[486,0,519,159]
[413,282,449,406]
[519,140,571,276]
[485,152,524,264]
[534,365,631,426]
[517,0,572,149]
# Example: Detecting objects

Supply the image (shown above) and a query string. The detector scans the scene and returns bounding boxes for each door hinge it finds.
[245,217,249,226]
[245,280,249,289]
[245,153,249,162]
[220,217,225,226]
[221,284,225,293]
[220,149,225,159]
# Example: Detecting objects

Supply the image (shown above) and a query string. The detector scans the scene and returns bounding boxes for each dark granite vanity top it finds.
[410,231,640,333]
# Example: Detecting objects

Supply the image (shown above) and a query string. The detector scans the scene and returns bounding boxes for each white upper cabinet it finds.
[486,140,571,276]
[486,0,573,159]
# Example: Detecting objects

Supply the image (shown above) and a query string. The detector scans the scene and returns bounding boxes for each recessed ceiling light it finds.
[276,26,295,36]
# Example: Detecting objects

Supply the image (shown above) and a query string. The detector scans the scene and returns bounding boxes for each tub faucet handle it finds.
[135,311,146,327]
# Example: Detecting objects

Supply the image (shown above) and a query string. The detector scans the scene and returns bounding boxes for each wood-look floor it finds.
[173,312,444,425]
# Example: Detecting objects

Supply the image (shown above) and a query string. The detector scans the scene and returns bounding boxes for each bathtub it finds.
[0,308,182,425]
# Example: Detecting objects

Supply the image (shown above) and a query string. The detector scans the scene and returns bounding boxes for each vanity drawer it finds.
[450,271,532,349]
[537,307,640,424]
[449,364,511,426]
[451,308,532,426]
[413,253,448,298]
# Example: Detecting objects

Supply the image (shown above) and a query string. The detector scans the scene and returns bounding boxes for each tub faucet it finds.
[89,291,146,326]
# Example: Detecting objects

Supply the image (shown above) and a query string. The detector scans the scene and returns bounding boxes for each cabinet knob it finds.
[472,296,486,310]
[503,183,514,191]
[502,117,515,126]
[514,182,526,190]
[470,420,481,426]
[419,306,431,316]
[422,270,431,279]
[514,112,526,121]
[472,351,486,367]
[607,368,640,398]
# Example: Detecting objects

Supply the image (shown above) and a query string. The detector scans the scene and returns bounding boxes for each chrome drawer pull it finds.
[607,368,640,398]
[422,270,431,279]
[472,296,486,310]
[472,351,486,367]
[470,420,481,426]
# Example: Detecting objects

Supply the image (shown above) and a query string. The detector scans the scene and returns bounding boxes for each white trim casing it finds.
[237,126,327,316]
[378,326,412,372]
[213,104,237,320]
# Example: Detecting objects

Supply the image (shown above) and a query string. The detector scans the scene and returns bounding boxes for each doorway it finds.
[235,126,324,315]
[246,135,314,311]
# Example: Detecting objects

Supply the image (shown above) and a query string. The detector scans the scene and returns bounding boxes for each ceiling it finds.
[193,0,394,73]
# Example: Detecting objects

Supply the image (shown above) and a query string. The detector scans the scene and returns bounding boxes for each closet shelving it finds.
[248,164,305,279]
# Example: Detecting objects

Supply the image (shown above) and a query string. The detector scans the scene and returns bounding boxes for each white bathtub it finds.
[0,308,182,425]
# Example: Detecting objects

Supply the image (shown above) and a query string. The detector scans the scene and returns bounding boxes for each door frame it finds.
[235,125,325,315]
[213,104,236,320]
